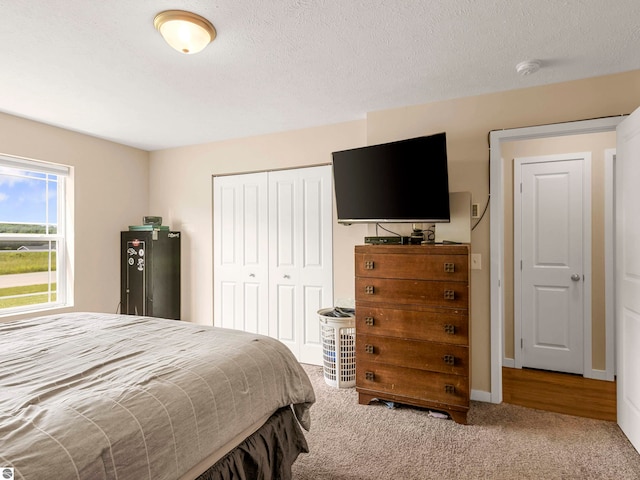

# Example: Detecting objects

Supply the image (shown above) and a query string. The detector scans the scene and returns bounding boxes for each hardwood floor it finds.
[502,367,616,421]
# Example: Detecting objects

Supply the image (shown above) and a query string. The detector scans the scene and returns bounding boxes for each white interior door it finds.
[515,154,590,374]
[616,106,640,453]
[213,173,269,333]
[269,165,333,364]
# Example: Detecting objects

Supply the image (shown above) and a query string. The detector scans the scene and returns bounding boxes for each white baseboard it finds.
[585,368,615,382]
[502,357,515,368]
[500,362,614,382]
[471,389,492,403]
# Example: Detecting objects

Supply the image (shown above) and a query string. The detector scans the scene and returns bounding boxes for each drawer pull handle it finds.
[364,260,375,270]
[443,354,455,366]
[444,262,455,273]
[444,384,455,394]
[365,371,375,381]
[364,344,374,354]
[365,316,375,326]
[365,285,375,295]
[444,290,455,300]
[444,324,456,335]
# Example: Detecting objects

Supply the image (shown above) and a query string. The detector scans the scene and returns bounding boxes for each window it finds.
[0,154,72,315]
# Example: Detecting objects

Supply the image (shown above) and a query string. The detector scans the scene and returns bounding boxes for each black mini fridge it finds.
[120,229,181,320]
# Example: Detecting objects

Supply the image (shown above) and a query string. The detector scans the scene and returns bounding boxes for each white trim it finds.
[588,369,611,381]
[489,116,624,404]
[502,357,515,368]
[603,148,616,381]
[0,152,70,176]
[489,143,504,403]
[471,389,492,403]
[513,158,522,369]
[583,154,594,379]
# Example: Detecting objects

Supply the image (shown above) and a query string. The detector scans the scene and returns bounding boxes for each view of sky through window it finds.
[0,168,58,226]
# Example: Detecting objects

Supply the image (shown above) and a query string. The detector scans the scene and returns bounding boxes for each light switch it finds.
[471,253,481,270]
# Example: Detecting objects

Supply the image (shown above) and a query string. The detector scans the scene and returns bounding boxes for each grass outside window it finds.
[0,284,57,308]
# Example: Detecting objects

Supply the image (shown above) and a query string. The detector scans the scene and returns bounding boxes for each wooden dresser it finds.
[354,244,470,424]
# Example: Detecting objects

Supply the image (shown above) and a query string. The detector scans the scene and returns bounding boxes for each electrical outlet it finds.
[471,253,481,270]
[472,203,480,218]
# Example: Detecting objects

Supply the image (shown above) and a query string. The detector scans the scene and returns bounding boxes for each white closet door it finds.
[214,166,332,365]
[213,173,269,334]
[269,165,333,364]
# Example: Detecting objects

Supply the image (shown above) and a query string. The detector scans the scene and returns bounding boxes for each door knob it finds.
[571,273,581,281]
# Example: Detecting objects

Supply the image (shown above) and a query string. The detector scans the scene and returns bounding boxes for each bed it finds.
[0,312,315,479]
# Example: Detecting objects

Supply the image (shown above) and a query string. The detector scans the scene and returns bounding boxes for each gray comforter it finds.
[0,312,315,479]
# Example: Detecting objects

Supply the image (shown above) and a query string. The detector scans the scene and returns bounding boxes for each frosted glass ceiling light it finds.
[154,10,216,54]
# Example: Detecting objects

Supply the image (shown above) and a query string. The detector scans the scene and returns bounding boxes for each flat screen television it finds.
[331,132,450,224]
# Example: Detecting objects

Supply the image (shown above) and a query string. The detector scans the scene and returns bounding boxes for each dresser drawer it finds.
[356,361,469,408]
[355,252,468,282]
[356,305,468,344]
[357,334,468,375]
[355,277,468,308]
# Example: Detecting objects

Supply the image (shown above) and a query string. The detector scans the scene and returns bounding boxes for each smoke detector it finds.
[516,60,541,76]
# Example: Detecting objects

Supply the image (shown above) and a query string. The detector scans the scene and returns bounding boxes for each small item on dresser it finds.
[409,226,424,244]
[425,224,436,243]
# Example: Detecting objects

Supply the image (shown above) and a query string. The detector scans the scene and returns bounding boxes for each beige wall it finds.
[359,71,639,392]
[0,113,150,322]
[501,132,616,370]
[149,70,640,395]
[3,70,638,396]
[148,121,367,323]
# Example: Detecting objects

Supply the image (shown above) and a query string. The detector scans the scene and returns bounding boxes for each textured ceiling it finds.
[0,1,638,151]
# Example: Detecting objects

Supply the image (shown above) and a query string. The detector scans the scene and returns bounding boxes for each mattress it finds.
[0,312,315,479]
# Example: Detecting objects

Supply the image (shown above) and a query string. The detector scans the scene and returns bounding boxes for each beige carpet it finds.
[292,364,640,480]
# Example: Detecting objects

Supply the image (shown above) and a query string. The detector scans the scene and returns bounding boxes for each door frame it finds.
[513,152,592,374]
[489,116,624,404]
[604,148,616,377]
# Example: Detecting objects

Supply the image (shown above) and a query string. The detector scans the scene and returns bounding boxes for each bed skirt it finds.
[196,406,309,480]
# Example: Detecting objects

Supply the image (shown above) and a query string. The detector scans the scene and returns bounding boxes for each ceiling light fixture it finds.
[154,10,216,54]
[515,60,541,76]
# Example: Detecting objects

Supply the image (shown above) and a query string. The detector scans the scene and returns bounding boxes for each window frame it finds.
[0,153,72,316]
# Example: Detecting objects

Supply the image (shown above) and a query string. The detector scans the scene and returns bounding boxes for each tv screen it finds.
[331,132,450,224]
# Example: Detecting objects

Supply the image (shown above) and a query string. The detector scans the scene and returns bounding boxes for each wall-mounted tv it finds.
[331,132,450,224]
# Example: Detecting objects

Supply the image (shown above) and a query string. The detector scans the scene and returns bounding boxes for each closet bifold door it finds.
[213,166,333,366]
[213,172,269,334]
[268,166,333,365]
